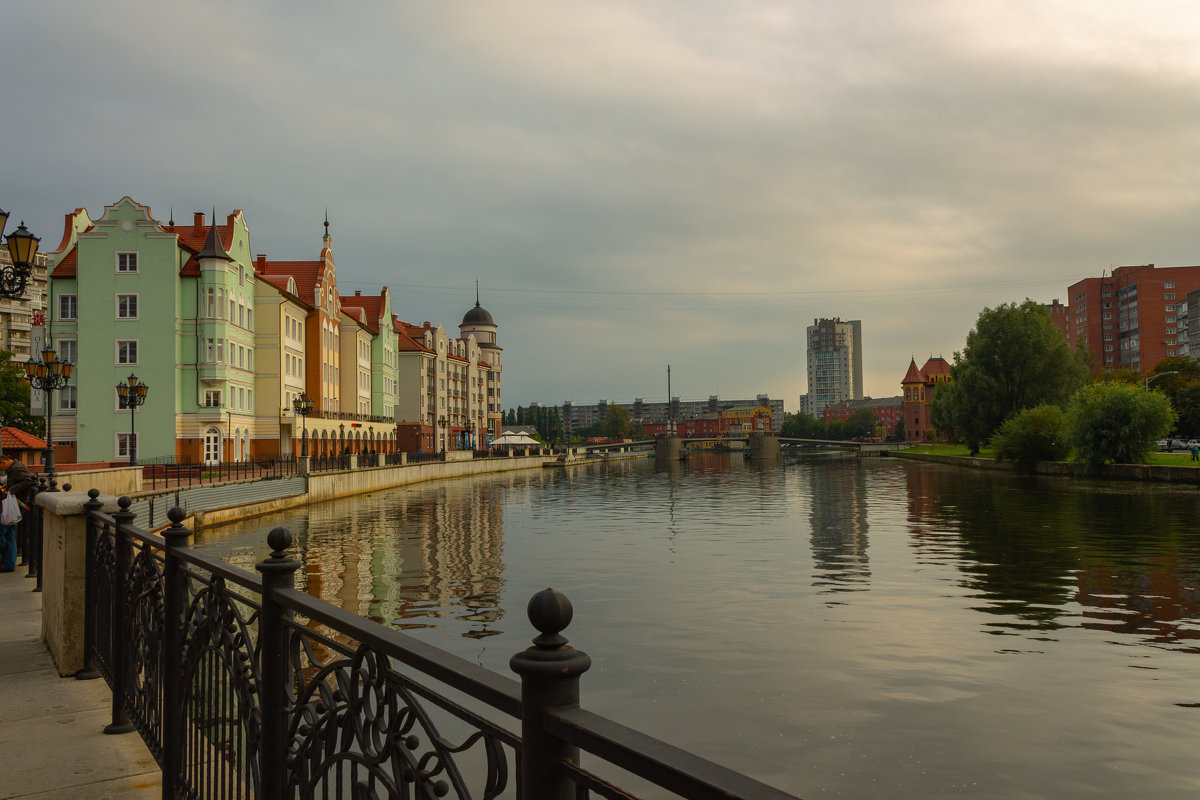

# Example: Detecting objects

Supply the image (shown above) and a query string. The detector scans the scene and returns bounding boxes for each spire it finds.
[475,279,480,307]
[324,208,330,240]
[197,207,233,262]
[169,206,174,227]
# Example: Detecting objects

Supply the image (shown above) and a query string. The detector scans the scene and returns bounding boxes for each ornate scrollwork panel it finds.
[126,544,165,763]
[178,576,263,799]
[286,638,513,800]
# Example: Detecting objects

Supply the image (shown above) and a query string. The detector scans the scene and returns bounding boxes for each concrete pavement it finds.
[0,566,160,799]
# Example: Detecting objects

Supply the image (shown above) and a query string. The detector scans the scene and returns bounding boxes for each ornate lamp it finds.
[293,394,314,457]
[115,373,149,465]
[23,344,73,487]
[1,218,39,299]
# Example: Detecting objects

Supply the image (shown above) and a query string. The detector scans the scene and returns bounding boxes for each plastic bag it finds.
[2,493,22,525]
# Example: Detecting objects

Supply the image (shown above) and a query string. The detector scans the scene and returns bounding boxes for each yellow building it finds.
[719,405,772,437]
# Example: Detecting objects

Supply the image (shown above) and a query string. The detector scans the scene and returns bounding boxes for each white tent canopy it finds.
[492,432,539,447]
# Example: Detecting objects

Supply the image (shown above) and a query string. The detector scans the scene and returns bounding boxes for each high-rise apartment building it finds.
[1063,264,1200,373]
[801,318,862,418]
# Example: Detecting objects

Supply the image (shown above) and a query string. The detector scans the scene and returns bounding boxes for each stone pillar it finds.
[655,436,682,462]
[348,454,358,470]
[748,432,781,463]
[298,455,311,476]
[39,490,121,676]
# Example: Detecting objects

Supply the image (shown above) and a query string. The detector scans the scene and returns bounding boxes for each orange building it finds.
[902,357,952,443]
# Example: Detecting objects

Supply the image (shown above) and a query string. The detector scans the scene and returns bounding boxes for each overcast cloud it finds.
[5,1,1200,408]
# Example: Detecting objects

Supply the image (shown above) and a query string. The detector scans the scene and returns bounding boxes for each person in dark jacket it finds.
[0,455,33,572]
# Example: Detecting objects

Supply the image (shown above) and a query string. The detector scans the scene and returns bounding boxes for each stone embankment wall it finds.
[191,454,551,529]
[892,451,1200,484]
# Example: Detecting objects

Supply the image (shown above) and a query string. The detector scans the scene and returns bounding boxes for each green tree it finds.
[1172,383,1200,437]
[845,408,877,439]
[0,352,42,437]
[1066,382,1175,468]
[935,300,1088,449]
[603,404,634,439]
[991,404,1069,474]
[781,411,822,438]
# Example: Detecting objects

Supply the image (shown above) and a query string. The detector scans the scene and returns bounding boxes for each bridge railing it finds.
[80,492,799,800]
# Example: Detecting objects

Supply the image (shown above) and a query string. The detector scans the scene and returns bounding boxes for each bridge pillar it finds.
[655,436,683,462]
[748,432,780,463]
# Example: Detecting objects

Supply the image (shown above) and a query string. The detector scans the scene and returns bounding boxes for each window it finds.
[58,340,77,364]
[1165,293,1176,300]
[204,389,222,408]
[117,340,138,365]
[58,385,77,411]
[1166,304,1175,312]
[1165,281,1175,289]
[116,433,137,459]
[116,252,138,273]
[1167,327,1177,334]
[116,294,138,319]
[215,339,223,363]
[206,288,215,317]
[59,294,77,320]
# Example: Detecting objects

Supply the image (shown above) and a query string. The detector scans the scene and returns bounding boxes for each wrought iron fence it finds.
[143,457,298,490]
[14,475,49,590]
[308,454,350,473]
[408,451,446,464]
[81,492,799,800]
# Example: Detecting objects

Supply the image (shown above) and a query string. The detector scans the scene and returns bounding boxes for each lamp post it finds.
[438,415,448,453]
[0,212,39,300]
[114,373,149,466]
[1145,371,1179,390]
[23,344,73,487]
[293,394,314,457]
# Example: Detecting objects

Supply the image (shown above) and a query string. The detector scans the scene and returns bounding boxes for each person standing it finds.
[0,455,34,572]
[1191,443,1199,463]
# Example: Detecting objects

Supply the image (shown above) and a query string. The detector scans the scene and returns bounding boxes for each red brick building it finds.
[1063,264,1200,373]
[642,417,719,438]
[823,396,903,438]
[902,357,952,443]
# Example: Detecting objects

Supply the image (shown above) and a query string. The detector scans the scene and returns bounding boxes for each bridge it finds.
[650,434,912,462]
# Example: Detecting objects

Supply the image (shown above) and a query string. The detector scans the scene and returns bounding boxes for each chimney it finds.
[193,211,205,232]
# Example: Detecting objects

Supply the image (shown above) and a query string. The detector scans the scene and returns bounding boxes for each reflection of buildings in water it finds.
[808,462,871,597]
[292,473,526,637]
[1075,563,1200,651]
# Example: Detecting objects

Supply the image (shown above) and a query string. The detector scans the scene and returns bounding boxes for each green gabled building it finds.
[48,198,258,464]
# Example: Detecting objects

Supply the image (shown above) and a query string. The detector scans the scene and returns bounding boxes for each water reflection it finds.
[192,456,1200,798]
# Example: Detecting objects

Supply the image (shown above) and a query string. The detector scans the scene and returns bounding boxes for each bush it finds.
[1066,382,1176,468]
[991,404,1069,474]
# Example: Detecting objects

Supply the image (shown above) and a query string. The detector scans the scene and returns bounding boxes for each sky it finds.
[5,1,1200,411]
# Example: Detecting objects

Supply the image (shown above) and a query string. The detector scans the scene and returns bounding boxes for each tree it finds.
[991,405,1069,474]
[1172,383,1200,437]
[1066,382,1175,468]
[845,408,877,439]
[603,404,634,439]
[935,300,1088,449]
[781,411,822,439]
[0,352,42,437]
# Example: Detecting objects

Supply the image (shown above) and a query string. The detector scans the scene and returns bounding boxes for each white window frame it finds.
[116,293,139,320]
[116,252,139,273]
[204,389,222,408]
[58,339,77,365]
[116,339,139,365]
[116,432,136,460]
[58,294,77,320]
[58,385,77,412]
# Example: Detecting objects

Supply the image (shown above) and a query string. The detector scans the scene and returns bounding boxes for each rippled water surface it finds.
[194,454,1200,798]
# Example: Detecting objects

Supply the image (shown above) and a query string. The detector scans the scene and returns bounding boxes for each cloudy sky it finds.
[5,1,1200,410]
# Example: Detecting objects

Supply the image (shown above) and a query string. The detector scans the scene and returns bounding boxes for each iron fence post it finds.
[104,495,136,734]
[256,526,300,800]
[161,507,190,798]
[76,489,103,681]
[23,476,45,581]
[510,588,591,800]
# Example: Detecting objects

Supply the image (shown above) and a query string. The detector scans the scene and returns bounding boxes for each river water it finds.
[193,454,1200,799]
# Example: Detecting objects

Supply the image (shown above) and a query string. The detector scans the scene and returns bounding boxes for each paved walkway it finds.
[0,567,160,799]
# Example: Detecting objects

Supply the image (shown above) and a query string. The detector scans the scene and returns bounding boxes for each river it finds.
[192,453,1200,799]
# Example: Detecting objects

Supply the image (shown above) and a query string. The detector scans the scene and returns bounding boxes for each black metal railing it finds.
[81,492,798,800]
[143,457,298,490]
[408,451,446,464]
[308,454,350,473]
[15,474,50,591]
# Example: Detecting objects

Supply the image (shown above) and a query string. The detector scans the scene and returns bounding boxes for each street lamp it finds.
[438,415,448,452]
[114,373,149,466]
[293,394,314,457]
[1146,371,1179,390]
[23,344,73,487]
[0,213,39,300]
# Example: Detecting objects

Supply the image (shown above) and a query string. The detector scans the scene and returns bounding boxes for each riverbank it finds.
[892,449,1200,484]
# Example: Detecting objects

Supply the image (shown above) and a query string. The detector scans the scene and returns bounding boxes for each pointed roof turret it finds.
[197,208,233,262]
[902,358,924,385]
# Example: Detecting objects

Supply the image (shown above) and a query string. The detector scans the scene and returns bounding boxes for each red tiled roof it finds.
[50,209,91,256]
[51,245,78,278]
[922,357,951,377]
[2,427,46,451]
[901,358,924,384]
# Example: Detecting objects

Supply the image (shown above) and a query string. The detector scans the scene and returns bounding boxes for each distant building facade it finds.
[0,249,48,361]
[1062,264,1200,373]
[901,357,951,443]
[823,395,904,439]
[801,318,862,418]
[560,394,784,435]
